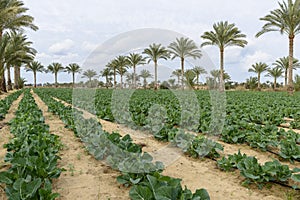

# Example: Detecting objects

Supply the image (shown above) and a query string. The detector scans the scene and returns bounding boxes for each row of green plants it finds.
[0,90,23,120]
[43,88,300,162]
[0,90,63,199]
[217,151,300,189]
[34,89,211,200]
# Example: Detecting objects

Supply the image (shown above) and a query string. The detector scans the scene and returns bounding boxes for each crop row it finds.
[0,90,63,199]
[34,89,211,200]
[0,90,23,120]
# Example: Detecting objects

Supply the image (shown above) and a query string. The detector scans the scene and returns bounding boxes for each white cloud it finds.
[241,50,273,71]
[82,41,98,52]
[49,39,75,55]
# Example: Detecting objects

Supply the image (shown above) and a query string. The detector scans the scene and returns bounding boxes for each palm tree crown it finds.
[65,63,81,87]
[127,53,146,88]
[143,43,169,89]
[168,37,202,88]
[115,55,129,89]
[139,69,153,89]
[192,66,207,85]
[256,0,300,93]
[266,67,284,90]
[82,69,97,82]
[201,21,247,91]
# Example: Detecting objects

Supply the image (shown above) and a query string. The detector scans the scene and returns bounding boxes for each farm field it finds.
[0,88,300,200]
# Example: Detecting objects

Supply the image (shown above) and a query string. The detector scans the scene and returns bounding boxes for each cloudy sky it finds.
[20,0,300,84]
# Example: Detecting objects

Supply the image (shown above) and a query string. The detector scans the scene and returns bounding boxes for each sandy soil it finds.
[0,90,18,100]
[0,94,23,200]
[32,92,129,200]
[52,97,300,200]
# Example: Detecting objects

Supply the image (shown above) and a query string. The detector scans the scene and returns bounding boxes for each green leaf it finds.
[291,174,300,182]
[129,185,153,200]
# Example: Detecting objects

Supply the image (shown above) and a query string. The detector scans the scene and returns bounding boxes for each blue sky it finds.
[20,0,300,85]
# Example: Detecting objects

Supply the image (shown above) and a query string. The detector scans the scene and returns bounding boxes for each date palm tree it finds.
[265,67,284,90]
[106,60,118,89]
[65,63,81,87]
[0,0,38,92]
[25,61,44,88]
[201,21,247,91]
[168,37,202,88]
[100,67,113,88]
[143,43,169,89]
[115,55,129,89]
[256,0,300,94]
[192,66,207,85]
[210,69,231,82]
[272,56,300,87]
[47,62,64,87]
[139,69,153,89]
[127,53,146,88]
[248,62,269,90]
[82,69,97,82]
[171,69,182,85]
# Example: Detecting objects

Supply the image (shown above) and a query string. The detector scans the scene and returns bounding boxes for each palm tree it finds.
[171,69,182,85]
[192,66,207,85]
[184,69,196,87]
[248,62,269,90]
[168,37,202,88]
[65,63,81,87]
[47,62,64,87]
[106,60,118,88]
[139,69,153,89]
[82,69,97,82]
[210,69,231,82]
[25,61,44,88]
[100,67,113,88]
[127,53,146,88]
[201,21,247,91]
[265,67,284,90]
[272,56,300,86]
[256,0,300,94]
[143,43,169,89]
[115,55,128,89]
[0,0,38,92]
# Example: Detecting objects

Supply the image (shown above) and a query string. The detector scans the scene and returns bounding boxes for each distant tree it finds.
[65,63,81,87]
[47,62,64,87]
[143,43,169,89]
[171,69,182,85]
[272,56,300,87]
[248,62,269,90]
[100,67,113,88]
[168,37,202,88]
[127,53,146,88]
[82,69,97,82]
[201,21,247,91]
[265,67,284,90]
[192,66,207,85]
[184,69,196,87]
[115,55,129,89]
[106,60,118,88]
[25,61,44,88]
[139,69,153,89]
[245,76,258,90]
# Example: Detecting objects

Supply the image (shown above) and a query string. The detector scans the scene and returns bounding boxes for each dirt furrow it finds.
[32,91,129,200]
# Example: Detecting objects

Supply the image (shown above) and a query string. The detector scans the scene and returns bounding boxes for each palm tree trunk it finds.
[133,65,136,89]
[143,78,147,89]
[285,70,288,87]
[287,35,294,94]
[55,73,58,88]
[7,67,12,90]
[114,69,116,89]
[72,73,75,87]
[181,57,184,89]
[0,30,6,93]
[120,74,123,89]
[257,73,261,91]
[274,77,277,91]
[154,61,158,90]
[14,66,19,89]
[219,48,225,92]
[197,74,199,85]
[105,75,108,89]
[1,74,6,92]
[34,71,37,88]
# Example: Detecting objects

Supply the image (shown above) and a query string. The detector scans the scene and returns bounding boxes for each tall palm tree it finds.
[6,31,36,90]
[0,0,38,92]
[82,69,97,82]
[127,53,146,88]
[139,69,153,89]
[100,67,113,88]
[168,37,202,88]
[256,0,300,94]
[125,72,140,88]
[265,67,284,90]
[272,56,300,86]
[171,69,182,85]
[106,60,118,89]
[192,66,207,85]
[201,21,247,91]
[47,62,64,87]
[184,69,196,87]
[248,62,269,90]
[115,55,128,89]
[65,63,81,87]
[143,43,169,89]
[25,61,44,88]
